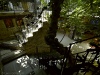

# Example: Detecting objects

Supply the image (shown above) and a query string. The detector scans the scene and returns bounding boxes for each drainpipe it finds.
[33,0,37,17]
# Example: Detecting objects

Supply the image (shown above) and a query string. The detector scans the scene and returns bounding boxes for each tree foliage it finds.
[59,0,100,38]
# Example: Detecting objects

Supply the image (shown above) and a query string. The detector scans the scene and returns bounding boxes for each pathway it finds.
[56,32,90,53]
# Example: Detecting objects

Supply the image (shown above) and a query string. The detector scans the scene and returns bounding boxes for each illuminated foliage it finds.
[59,0,100,38]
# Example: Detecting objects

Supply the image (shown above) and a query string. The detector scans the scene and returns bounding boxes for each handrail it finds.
[73,49,100,55]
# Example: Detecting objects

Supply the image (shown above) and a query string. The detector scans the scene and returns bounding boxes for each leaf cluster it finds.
[59,0,100,37]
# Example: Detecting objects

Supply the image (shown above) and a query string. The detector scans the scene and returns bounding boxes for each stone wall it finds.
[0,19,19,42]
[23,22,50,55]
[0,12,30,42]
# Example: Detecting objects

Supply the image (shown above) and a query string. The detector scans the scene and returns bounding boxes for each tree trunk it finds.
[45,0,75,67]
[45,0,65,54]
